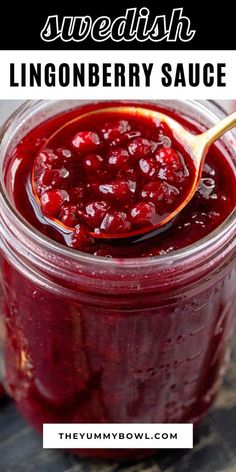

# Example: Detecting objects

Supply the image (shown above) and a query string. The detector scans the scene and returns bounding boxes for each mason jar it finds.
[0,100,235,461]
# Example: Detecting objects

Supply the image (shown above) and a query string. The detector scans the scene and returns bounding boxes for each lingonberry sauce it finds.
[1,102,236,461]
[32,110,195,241]
[8,102,235,256]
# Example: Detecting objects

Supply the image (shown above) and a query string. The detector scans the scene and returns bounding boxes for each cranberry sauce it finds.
[7,102,235,258]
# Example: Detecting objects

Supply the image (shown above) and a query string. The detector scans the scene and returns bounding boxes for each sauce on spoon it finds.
[32,106,198,242]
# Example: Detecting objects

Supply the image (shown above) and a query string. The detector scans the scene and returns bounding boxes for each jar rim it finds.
[0,99,235,271]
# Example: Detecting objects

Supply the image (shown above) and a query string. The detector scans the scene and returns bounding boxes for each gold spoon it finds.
[32,106,236,239]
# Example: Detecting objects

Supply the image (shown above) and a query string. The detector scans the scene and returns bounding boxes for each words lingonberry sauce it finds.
[8,102,235,257]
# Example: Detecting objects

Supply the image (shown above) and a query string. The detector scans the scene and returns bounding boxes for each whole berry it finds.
[128,138,153,158]
[82,154,104,173]
[72,131,100,153]
[130,202,157,226]
[40,189,69,217]
[101,120,131,142]
[100,211,131,233]
[60,205,78,227]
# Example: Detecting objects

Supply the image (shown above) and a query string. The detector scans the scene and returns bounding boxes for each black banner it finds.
[0,1,235,50]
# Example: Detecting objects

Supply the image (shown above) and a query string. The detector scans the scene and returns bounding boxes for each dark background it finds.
[0,1,234,50]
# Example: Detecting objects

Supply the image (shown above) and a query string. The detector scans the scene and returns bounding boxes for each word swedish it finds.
[10,62,226,88]
[40,8,195,43]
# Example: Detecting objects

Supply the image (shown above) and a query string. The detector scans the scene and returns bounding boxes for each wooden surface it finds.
[1,338,236,472]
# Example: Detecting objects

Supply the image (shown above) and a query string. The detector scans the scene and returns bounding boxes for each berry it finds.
[128,138,153,158]
[156,147,180,167]
[139,158,156,180]
[35,149,73,174]
[156,147,188,184]
[100,211,131,234]
[107,148,130,170]
[82,154,104,173]
[141,182,166,203]
[39,167,71,190]
[141,182,179,205]
[72,131,100,153]
[98,181,136,202]
[40,189,69,217]
[101,120,131,142]
[130,202,157,226]
[60,205,78,227]
[82,201,110,228]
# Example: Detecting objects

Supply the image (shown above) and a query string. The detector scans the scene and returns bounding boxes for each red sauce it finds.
[8,102,236,257]
[0,384,5,400]
[1,102,236,461]
[32,109,196,243]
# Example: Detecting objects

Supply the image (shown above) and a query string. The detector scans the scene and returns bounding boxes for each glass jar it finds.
[0,100,235,461]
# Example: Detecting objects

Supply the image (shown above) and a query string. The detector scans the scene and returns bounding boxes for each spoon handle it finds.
[201,110,236,146]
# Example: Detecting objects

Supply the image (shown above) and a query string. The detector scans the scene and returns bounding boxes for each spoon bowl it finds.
[32,106,236,240]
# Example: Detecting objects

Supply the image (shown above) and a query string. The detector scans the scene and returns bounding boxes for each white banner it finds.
[43,423,193,449]
[0,50,235,100]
